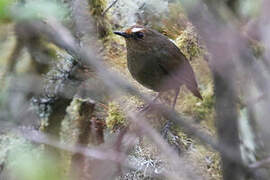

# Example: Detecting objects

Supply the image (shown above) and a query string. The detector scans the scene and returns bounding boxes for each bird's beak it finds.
[114,31,131,38]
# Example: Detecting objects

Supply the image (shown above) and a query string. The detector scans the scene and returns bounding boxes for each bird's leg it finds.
[139,92,162,112]
[158,87,183,154]
[172,87,180,109]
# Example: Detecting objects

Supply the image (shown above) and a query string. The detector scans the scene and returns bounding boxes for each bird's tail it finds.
[171,58,203,100]
[186,84,203,100]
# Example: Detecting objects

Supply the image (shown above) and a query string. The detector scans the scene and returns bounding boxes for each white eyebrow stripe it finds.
[131,27,144,32]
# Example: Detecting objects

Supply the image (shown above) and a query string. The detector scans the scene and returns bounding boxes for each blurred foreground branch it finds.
[19,17,255,176]
[179,0,270,179]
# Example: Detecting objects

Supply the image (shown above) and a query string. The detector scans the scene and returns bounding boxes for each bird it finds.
[114,25,202,109]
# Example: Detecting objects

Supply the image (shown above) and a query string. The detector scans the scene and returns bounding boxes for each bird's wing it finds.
[155,36,202,99]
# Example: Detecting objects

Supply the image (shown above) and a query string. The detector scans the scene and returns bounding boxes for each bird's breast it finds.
[126,50,170,91]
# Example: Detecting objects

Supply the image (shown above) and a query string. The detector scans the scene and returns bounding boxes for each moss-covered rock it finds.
[106,102,126,131]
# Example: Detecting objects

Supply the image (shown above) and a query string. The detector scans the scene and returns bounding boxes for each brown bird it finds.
[114,25,202,109]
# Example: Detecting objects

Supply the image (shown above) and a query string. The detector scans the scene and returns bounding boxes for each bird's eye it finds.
[134,32,144,39]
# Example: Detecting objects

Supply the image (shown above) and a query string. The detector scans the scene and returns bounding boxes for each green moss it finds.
[0,0,14,22]
[177,129,194,149]
[89,0,107,16]
[40,41,59,59]
[106,102,126,131]
[173,122,221,179]
[194,86,215,120]
[250,40,265,58]
[175,24,204,61]
[89,0,112,39]
[189,142,222,179]
[141,1,188,40]
[59,98,81,178]
[160,2,188,39]
[180,84,214,122]
[61,97,82,143]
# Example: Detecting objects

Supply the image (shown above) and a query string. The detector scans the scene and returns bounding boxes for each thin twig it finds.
[17,18,260,178]
[102,0,119,16]
[15,126,167,178]
[17,127,126,163]
[22,19,246,168]
[249,157,270,169]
